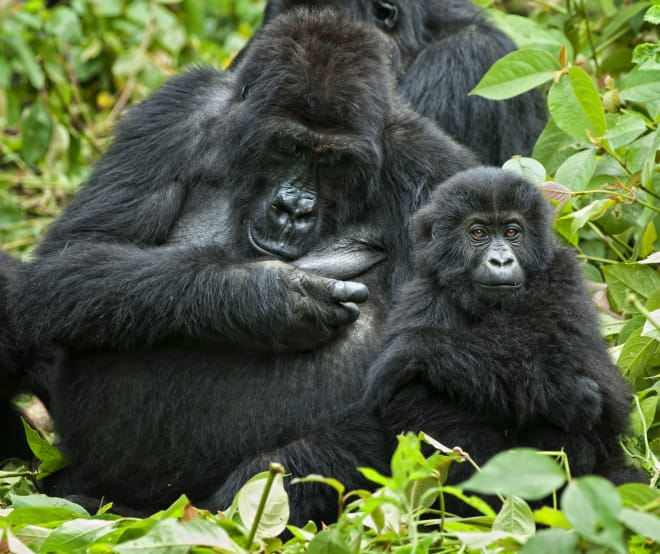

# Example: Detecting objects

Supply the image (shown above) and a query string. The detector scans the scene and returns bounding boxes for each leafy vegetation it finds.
[1,0,659,551]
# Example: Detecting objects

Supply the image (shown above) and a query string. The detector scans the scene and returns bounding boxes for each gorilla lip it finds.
[248,223,297,260]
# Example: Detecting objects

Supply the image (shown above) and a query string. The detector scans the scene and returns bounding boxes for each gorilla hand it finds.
[233,260,369,352]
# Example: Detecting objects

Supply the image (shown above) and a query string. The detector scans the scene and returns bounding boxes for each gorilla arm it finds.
[12,69,368,353]
[365,317,602,433]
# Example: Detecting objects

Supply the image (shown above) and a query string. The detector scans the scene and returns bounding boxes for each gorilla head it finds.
[412,167,555,313]
[223,8,398,260]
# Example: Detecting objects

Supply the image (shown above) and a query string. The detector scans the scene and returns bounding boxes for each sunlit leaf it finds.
[461,449,565,500]
[554,149,598,191]
[561,476,626,554]
[548,66,607,141]
[237,471,289,540]
[493,497,535,536]
[502,157,546,185]
[470,49,560,100]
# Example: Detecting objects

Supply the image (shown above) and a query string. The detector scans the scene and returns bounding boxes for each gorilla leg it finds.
[202,408,390,527]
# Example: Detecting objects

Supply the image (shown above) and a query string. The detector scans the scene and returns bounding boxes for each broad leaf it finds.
[237,471,289,540]
[520,528,579,553]
[561,477,626,554]
[307,529,351,554]
[548,66,606,141]
[502,157,546,185]
[460,449,565,500]
[470,49,560,100]
[493,497,535,536]
[554,149,598,191]
[620,64,660,102]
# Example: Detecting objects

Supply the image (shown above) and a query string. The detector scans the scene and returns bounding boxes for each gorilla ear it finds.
[413,207,434,244]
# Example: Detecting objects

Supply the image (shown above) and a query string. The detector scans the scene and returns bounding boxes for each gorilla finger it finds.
[331,281,369,303]
[331,302,361,326]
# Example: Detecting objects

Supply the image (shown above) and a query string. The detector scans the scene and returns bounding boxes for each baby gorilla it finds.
[366,166,643,504]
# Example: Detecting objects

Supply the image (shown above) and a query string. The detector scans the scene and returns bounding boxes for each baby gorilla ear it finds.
[413,207,435,244]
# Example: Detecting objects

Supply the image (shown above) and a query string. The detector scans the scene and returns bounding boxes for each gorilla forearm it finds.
[16,243,365,350]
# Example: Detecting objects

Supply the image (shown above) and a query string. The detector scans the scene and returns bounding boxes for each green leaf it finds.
[618,483,660,508]
[602,113,648,151]
[21,419,67,477]
[8,493,88,515]
[603,264,660,309]
[548,66,607,141]
[460,449,565,500]
[561,476,626,554]
[237,471,289,540]
[619,508,660,541]
[501,157,547,185]
[620,64,660,102]
[441,486,498,517]
[555,199,614,245]
[520,529,579,554]
[0,34,45,89]
[21,101,53,166]
[532,119,574,173]
[617,328,656,380]
[291,475,345,496]
[307,528,351,554]
[40,519,116,553]
[470,49,561,100]
[554,149,598,191]
[493,497,535,536]
[45,7,82,43]
[114,519,242,554]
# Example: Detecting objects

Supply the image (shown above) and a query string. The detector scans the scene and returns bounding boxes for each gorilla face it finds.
[413,166,554,312]
[463,214,525,297]
[223,8,394,260]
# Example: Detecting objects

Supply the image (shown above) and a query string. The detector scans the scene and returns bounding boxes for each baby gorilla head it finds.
[414,167,555,312]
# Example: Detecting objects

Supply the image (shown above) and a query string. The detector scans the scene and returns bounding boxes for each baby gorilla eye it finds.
[504,226,521,239]
[470,226,488,239]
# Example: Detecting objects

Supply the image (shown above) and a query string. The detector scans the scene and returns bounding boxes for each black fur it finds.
[365,167,643,512]
[239,0,547,165]
[0,251,56,461]
[12,9,476,525]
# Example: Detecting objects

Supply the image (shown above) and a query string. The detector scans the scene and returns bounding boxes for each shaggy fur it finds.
[238,0,547,165]
[12,9,476,525]
[365,167,643,512]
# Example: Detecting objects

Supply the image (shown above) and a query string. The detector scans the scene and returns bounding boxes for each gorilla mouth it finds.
[248,223,306,260]
[477,282,522,291]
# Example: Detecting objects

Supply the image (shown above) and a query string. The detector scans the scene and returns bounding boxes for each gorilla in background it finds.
[238,0,547,165]
[12,9,476,525]
[0,251,55,461]
[365,167,643,511]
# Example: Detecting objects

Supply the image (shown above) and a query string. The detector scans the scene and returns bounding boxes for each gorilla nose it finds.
[269,190,317,231]
[487,252,515,268]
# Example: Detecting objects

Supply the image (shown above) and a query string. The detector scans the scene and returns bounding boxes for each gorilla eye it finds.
[373,0,398,30]
[504,226,521,239]
[470,227,488,240]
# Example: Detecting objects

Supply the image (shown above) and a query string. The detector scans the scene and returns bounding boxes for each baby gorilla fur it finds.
[366,166,643,509]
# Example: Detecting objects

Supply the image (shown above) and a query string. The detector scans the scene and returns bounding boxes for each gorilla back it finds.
[13,9,476,521]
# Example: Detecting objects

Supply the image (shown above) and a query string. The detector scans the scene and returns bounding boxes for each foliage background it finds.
[1,0,660,552]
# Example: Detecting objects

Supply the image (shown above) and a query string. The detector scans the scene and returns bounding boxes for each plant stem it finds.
[246,462,285,547]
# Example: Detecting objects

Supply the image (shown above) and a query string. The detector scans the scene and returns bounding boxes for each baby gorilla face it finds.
[464,213,525,300]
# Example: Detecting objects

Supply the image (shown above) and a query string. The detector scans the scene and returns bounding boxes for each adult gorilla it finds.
[240,0,547,165]
[13,9,476,524]
[366,167,644,513]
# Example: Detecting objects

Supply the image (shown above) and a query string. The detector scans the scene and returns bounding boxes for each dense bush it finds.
[1,0,659,551]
